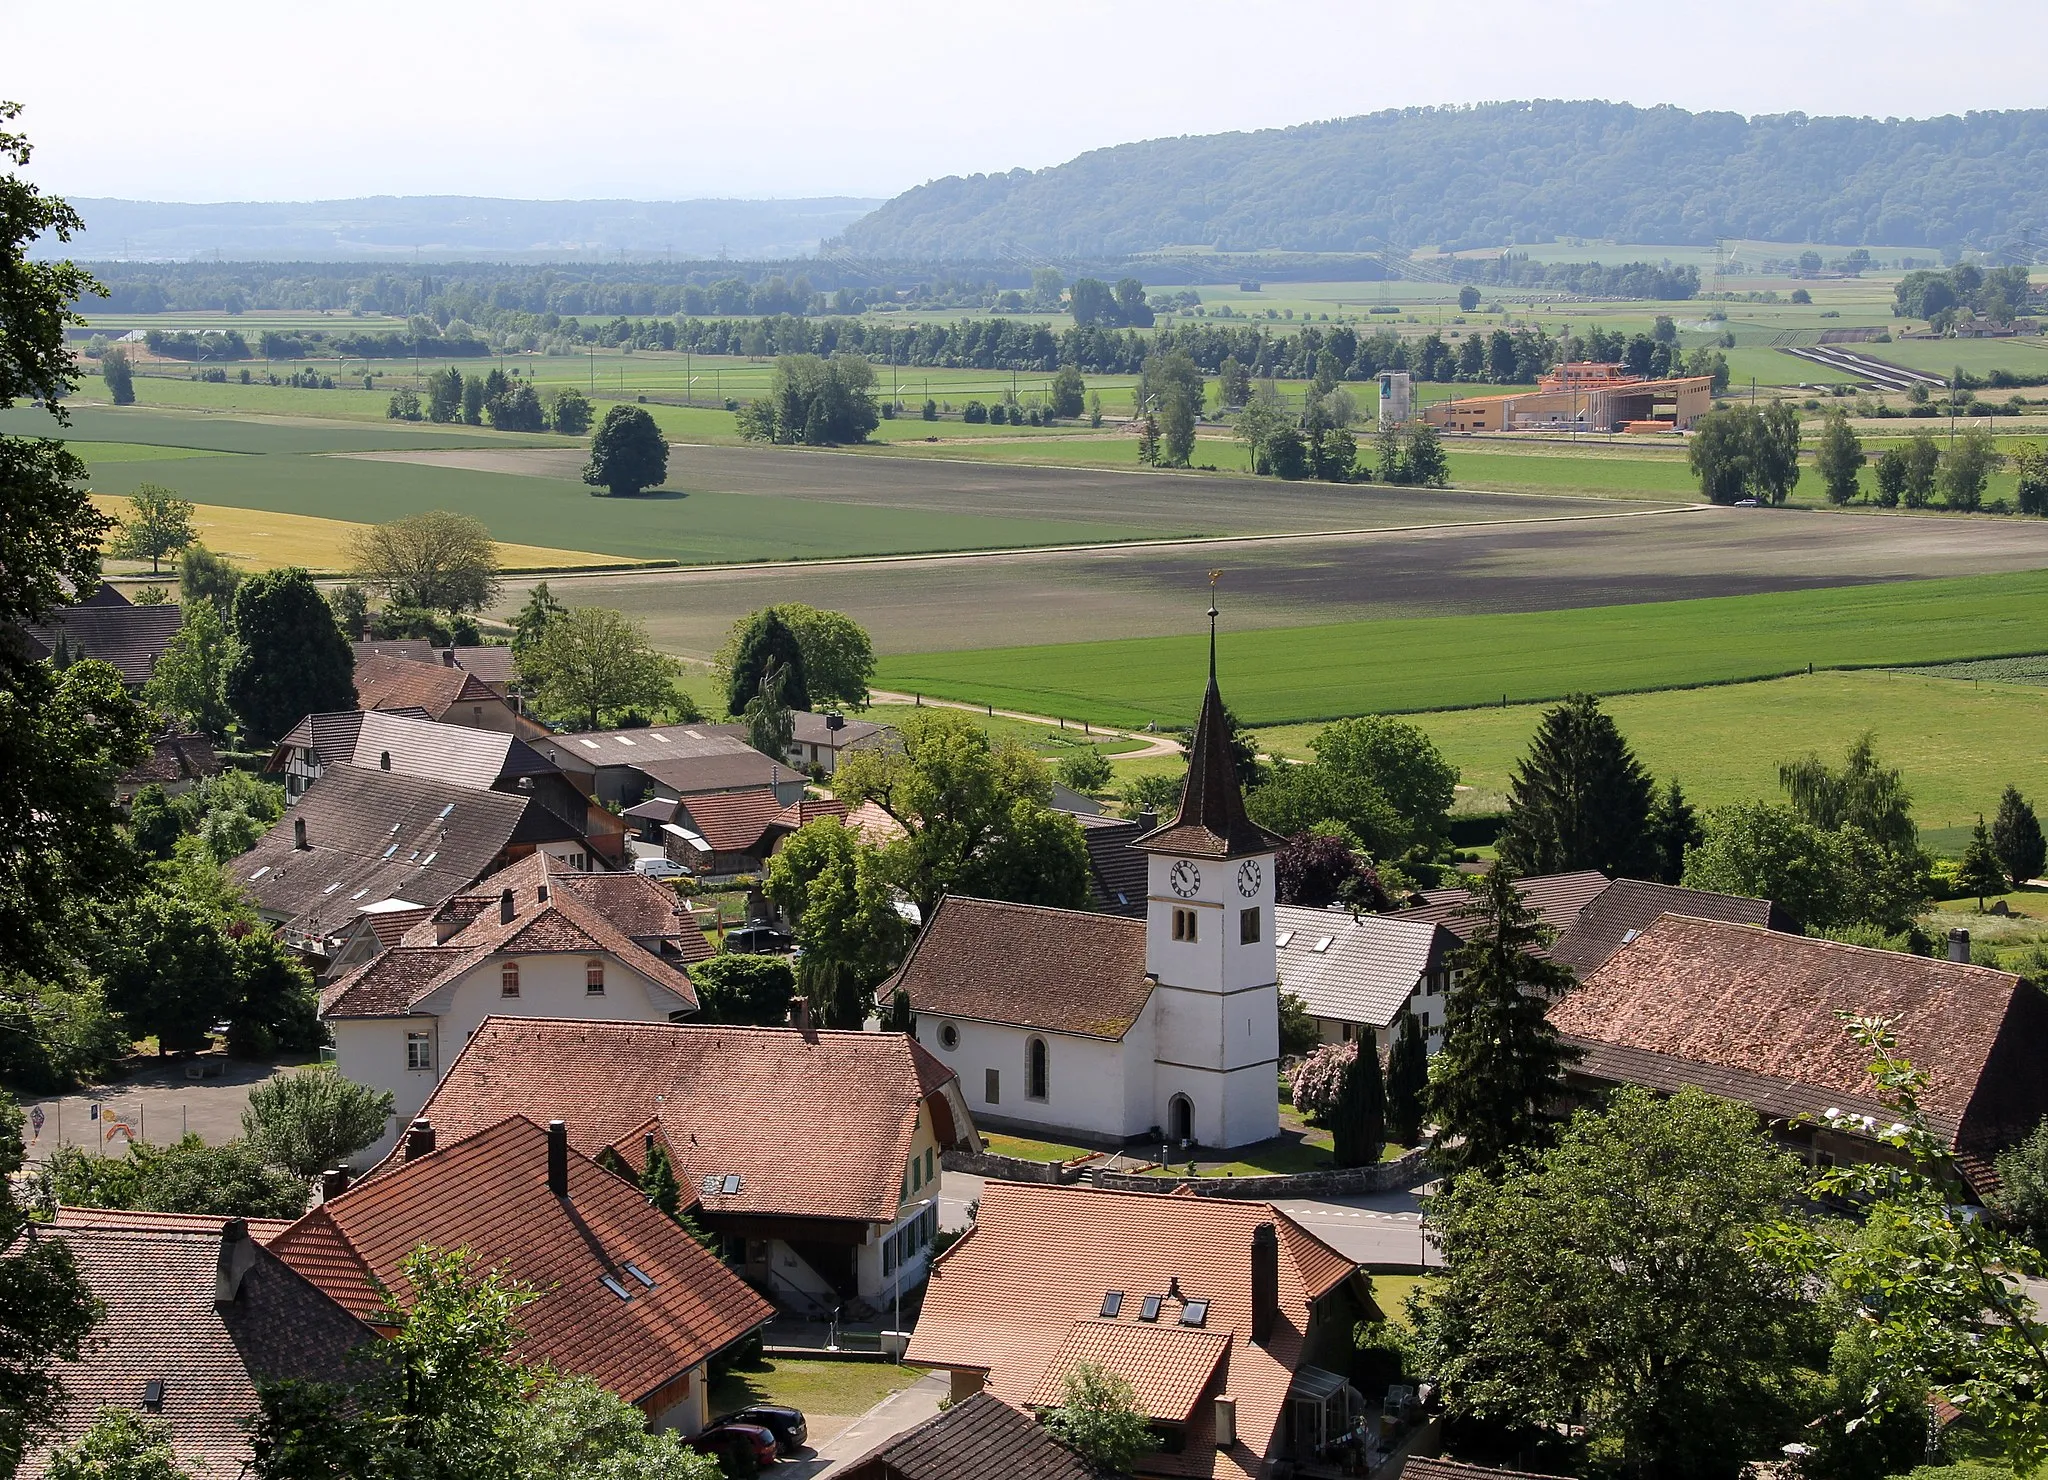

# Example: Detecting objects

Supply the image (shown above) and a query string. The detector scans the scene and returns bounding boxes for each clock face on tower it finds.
[1237,859,1263,898]
[1168,860,1202,898]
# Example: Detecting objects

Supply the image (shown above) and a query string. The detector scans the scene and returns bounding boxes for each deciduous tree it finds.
[224,567,355,744]
[765,819,910,1028]
[348,510,500,615]
[42,1408,189,1480]
[1872,445,1908,507]
[1940,425,2003,511]
[1247,766,1405,860]
[1273,829,1392,910]
[241,1067,395,1179]
[177,544,240,620]
[1682,801,1925,933]
[1043,1363,1158,1475]
[100,346,133,405]
[516,606,675,731]
[142,599,235,740]
[688,954,796,1027]
[1814,408,1865,504]
[1310,715,1460,845]
[1498,693,1655,877]
[582,404,668,496]
[107,484,195,574]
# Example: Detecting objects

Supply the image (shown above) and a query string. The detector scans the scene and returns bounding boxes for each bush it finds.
[962,400,988,424]
[1289,1040,1355,1123]
[1056,747,1113,794]
[242,1067,395,1178]
[43,1136,309,1220]
[921,398,938,421]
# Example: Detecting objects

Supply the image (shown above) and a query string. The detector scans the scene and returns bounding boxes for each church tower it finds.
[1134,593,1285,1150]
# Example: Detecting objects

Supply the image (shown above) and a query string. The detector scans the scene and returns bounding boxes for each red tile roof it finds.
[1552,914,2048,1190]
[837,1392,1094,1480]
[889,896,1154,1040]
[676,787,786,854]
[1026,1320,1231,1421]
[775,796,849,830]
[353,652,511,720]
[1548,877,1785,975]
[266,1116,772,1404]
[1401,1462,1573,1480]
[384,1017,969,1224]
[908,1182,1356,1478]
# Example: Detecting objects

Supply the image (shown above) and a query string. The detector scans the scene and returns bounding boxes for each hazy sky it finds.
[8,0,2038,202]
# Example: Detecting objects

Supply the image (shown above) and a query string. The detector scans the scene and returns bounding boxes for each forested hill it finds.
[837,102,2048,258]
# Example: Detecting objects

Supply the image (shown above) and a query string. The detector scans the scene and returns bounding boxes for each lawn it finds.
[1367,1274,1445,1333]
[874,570,2048,730]
[1254,669,2048,843]
[979,1131,1098,1163]
[707,1356,927,1425]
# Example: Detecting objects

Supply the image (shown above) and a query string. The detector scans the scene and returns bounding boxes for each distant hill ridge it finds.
[836,100,2048,259]
[56,195,885,262]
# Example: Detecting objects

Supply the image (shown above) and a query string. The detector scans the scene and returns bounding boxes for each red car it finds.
[689,1420,779,1472]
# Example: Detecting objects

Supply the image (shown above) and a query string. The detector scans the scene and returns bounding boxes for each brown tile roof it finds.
[353,651,512,720]
[117,726,220,789]
[50,1206,293,1241]
[677,787,786,854]
[1552,915,2048,1191]
[234,764,577,941]
[1137,674,1282,861]
[384,1017,967,1224]
[270,706,430,770]
[837,1392,1093,1480]
[908,1182,1356,1478]
[267,1116,772,1404]
[24,601,184,686]
[1401,1462,1574,1480]
[846,799,908,845]
[1026,1320,1232,1421]
[774,796,849,831]
[340,708,557,791]
[353,640,519,687]
[1398,869,1611,957]
[1067,812,1149,916]
[1548,877,1787,975]
[33,1219,371,1475]
[889,896,1154,1040]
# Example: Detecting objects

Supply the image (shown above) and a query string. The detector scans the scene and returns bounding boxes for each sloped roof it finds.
[1401,1462,1574,1480]
[774,796,850,831]
[234,764,574,939]
[24,601,184,686]
[270,706,432,770]
[1398,869,1611,957]
[1549,877,1785,975]
[838,1392,1093,1480]
[1552,914,2048,1191]
[889,895,1154,1040]
[353,640,518,686]
[34,1218,370,1475]
[118,726,220,788]
[790,710,885,749]
[381,1017,966,1224]
[908,1182,1356,1478]
[344,708,556,791]
[1137,674,1282,861]
[1026,1320,1232,1421]
[676,787,786,854]
[1067,812,1149,916]
[266,1116,772,1403]
[637,750,789,796]
[353,651,511,720]
[846,799,908,845]
[541,724,758,767]
[1274,906,1451,1029]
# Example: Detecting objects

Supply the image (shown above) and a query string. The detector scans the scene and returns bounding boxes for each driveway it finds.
[19,1053,312,1163]
[763,1370,948,1478]
[937,1169,983,1231]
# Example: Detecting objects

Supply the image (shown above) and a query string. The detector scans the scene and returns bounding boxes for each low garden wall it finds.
[1088,1146,1431,1200]
[942,1148,1091,1184]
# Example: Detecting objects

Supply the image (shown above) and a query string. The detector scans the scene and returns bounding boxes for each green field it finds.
[1257,669,2048,837]
[874,571,2048,729]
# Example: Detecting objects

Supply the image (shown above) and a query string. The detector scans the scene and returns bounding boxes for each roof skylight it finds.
[1100,1290,1124,1318]
[599,1275,633,1301]
[1138,1294,1162,1322]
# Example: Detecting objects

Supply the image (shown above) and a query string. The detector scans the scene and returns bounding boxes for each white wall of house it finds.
[913,1001,1158,1143]
[329,1015,440,1164]
[648,1363,710,1436]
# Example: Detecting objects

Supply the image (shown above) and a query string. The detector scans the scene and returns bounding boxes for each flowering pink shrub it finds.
[1290,1040,1357,1123]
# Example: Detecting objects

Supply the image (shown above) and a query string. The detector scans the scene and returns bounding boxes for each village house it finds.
[1549,914,2048,1198]
[30,1209,370,1478]
[889,652,1285,1150]
[353,649,521,732]
[706,709,888,776]
[320,852,709,1160]
[627,789,847,880]
[353,638,525,711]
[908,1181,1368,1476]
[387,1014,978,1319]
[114,722,220,803]
[266,1115,774,1435]
[22,582,182,692]
[537,723,804,808]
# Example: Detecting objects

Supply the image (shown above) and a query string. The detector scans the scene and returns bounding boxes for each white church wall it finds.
[915,1011,1149,1143]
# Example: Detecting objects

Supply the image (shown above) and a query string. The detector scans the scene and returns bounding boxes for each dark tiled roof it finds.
[1398,869,1611,957]
[117,727,220,788]
[271,707,429,770]
[541,725,757,768]
[381,1017,965,1224]
[1402,1462,1574,1480]
[353,652,511,720]
[34,1219,370,1475]
[838,1393,1093,1480]
[268,1117,773,1404]
[352,641,518,686]
[638,750,789,796]
[1137,675,1282,861]
[890,896,1154,1040]
[1553,914,2048,1193]
[1067,812,1148,916]
[234,764,573,939]
[24,602,183,686]
[1549,877,1786,975]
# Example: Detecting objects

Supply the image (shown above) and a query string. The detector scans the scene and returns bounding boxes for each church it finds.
[885,636,1286,1151]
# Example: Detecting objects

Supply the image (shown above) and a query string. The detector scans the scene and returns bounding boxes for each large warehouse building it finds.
[1422,361,1715,434]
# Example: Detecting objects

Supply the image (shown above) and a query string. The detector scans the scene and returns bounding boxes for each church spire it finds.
[1136,577,1285,860]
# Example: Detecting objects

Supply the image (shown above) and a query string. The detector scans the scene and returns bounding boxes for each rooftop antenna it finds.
[1207,570,1222,684]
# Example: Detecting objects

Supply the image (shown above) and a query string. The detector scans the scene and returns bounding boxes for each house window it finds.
[1172,907,1197,942]
[984,1068,1000,1105]
[924,1147,934,1184]
[585,960,605,994]
[500,961,520,998]
[406,1033,432,1072]
[1027,1037,1048,1101]
[1240,907,1260,945]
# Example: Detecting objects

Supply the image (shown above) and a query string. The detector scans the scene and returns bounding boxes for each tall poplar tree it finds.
[1384,1012,1430,1149]
[1330,1041,1386,1169]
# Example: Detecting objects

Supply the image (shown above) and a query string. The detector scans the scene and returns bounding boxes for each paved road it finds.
[938,1171,984,1232]
[805,1370,949,1476]
[1269,1190,1438,1271]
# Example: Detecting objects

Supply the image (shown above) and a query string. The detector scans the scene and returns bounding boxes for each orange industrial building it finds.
[1422,362,1715,434]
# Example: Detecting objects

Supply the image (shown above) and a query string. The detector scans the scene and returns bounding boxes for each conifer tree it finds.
[1958,816,2009,910]
[1427,864,1580,1176]
[1644,776,1702,885]
[1135,411,1160,466]
[1330,1040,1385,1168]
[1498,693,1656,877]
[1385,1012,1429,1148]
[724,608,809,718]
[1991,785,2046,890]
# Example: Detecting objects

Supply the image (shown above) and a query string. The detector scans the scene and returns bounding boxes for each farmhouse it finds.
[706,709,889,776]
[538,723,804,808]
[21,582,182,691]
[353,639,524,709]
[1422,361,1715,434]
[890,653,1285,1150]
[625,788,846,879]
[114,722,220,802]
[388,1015,978,1318]
[1549,914,2048,1198]
[1275,907,1457,1054]
[353,650,521,731]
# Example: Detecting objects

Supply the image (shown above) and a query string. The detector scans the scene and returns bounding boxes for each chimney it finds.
[442,647,457,667]
[380,749,392,771]
[789,995,811,1032]
[1250,1222,1278,1345]
[1213,1395,1238,1450]
[320,1167,352,1202]
[292,816,308,850]
[403,1118,436,1161]
[215,1219,256,1305]
[1948,928,1971,964]
[500,888,516,924]
[1138,807,1158,832]
[547,1119,568,1197]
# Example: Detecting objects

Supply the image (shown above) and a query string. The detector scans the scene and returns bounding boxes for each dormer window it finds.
[500,961,520,998]
[585,960,605,994]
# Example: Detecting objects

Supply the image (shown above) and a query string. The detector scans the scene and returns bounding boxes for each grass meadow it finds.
[872,570,2048,730]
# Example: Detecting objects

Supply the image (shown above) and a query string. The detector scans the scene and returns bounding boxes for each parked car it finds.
[688,1421,778,1472]
[635,856,690,881]
[722,1404,808,1455]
